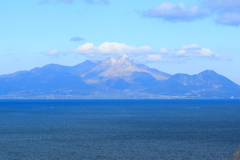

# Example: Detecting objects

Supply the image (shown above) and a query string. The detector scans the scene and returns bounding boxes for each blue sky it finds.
[1,0,240,84]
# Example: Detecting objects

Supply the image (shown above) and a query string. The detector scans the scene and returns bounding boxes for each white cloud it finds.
[216,12,240,26]
[160,48,168,53]
[182,44,201,50]
[160,44,231,61]
[45,49,59,55]
[142,0,240,26]
[203,0,240,12]
[74,42,154,56]
[84,0,110,5]
[147,54,164,62]
[203,0,240,26]
[38,0,109,5]
[71,42,230,62]
[45,42,230,62]
[143,2,207,22]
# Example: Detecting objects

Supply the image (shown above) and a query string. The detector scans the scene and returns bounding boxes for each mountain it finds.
[149,70,240,98]
[79,55,171,90]
[0,55,239,99]
[0,64,94,96]
[74,54,170,84]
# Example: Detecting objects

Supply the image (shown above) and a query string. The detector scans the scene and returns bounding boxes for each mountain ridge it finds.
[148,69,240,98]
[0,55,239,99]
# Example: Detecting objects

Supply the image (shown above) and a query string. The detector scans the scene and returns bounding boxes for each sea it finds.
[0,99,239,160]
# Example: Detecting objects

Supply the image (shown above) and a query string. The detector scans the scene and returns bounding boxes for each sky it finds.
[1,0,240,84]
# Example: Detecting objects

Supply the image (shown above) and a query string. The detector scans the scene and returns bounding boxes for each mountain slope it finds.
[0,55,171,97]
[0,55,239,99]
[0,64,93,95]
[81,54,171,84]
[150,70,240,98]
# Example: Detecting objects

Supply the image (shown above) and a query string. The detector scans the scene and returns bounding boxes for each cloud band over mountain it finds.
[45,42,231,62]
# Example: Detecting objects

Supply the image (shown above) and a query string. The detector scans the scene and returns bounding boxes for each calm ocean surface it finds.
[0,99,240,160]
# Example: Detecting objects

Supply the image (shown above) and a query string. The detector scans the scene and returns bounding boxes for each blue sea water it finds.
[0,99,240,160]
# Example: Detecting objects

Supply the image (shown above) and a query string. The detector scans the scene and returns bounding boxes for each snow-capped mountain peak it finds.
[104,54,135,66]
[82,54,171,81]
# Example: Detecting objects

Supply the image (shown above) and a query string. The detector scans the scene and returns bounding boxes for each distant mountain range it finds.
[0,55,239,99]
